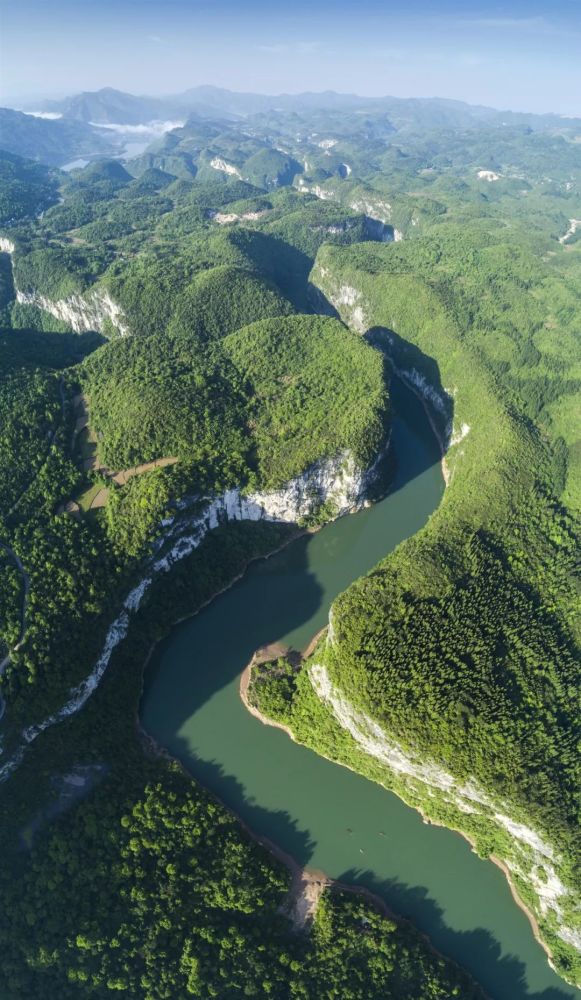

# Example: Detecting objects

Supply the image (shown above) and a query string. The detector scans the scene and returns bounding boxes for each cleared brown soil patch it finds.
[110,456,179,485]
[89,488,109,510]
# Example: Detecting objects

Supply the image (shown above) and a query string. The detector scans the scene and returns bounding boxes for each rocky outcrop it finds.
[363,217,395,243]
[559,219,581,244]
[160,450,374,549]
[313,267,369,334]
[295,184,401,236]
[210,209,268,225]
[309,661,581,961]
[1,236,128,336]
[209,157,242,178]
[348,197,393,225]
[15,287,129,336]
[296,179,336,201]
[0,448,384,783]
[207,451,367,526]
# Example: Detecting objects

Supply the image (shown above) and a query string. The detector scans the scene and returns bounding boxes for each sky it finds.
[1,0,581,116]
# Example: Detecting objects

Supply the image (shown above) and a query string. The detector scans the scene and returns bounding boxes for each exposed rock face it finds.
[296,179,336,201]
[210,209,268,225]
[15,287,129,336]
[559,219,581,244]
[311,218,392,241]
[1,235,128,336]
[295,184,400,234]
[310,661,581,957]
[0,448,384,783]
[209,156,242,178]
[349,197,393,225]
[363,217,394,243]
[313,267,369,334]
[205,451,367,527]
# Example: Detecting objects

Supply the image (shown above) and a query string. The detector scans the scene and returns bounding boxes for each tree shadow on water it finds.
[169,742,318,874]
[339,868,576,1000]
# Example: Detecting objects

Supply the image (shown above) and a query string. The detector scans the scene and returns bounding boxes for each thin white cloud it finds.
[257,40,321,55]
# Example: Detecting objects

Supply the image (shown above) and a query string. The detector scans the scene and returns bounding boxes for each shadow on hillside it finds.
[365,325,454,450]
[0,326,105,367]
[307,281,341,318]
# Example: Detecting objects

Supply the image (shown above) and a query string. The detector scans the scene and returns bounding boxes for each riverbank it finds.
[240,650,556,979]
[143,655,490,996]
[491,854,553,966]
[239,626,328,739]
[238,660,491,995]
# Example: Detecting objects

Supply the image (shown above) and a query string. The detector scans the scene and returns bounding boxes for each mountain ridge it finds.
[35,85,581,130]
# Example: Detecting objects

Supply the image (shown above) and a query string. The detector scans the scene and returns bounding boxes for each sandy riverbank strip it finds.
[491,855,551,962]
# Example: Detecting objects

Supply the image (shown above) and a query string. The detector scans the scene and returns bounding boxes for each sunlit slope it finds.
[264,230,581,982]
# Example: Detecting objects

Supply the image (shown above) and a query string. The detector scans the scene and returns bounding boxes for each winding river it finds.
[142,380,579,1000]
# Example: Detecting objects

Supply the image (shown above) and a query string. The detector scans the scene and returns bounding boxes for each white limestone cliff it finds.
[0,448,383,783]
[559,219,581,244]
[15,287,129,336]
[209,157,242,178]
[0,236,128,336]
[310,662,581,958]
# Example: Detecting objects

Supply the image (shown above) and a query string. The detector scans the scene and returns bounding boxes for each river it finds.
[141,379,579,1000]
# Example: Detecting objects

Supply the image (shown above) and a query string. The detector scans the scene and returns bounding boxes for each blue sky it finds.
[1,0,580,115]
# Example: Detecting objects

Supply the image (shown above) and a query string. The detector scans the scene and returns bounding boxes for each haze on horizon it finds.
[1,0,581,118]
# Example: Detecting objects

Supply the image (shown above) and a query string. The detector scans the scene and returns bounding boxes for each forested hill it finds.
[0,98,579,998]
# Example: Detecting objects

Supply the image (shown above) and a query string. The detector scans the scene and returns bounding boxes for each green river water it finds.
[142,380,579,1000]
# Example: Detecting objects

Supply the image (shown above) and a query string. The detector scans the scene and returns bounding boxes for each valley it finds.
[0,88,579,999]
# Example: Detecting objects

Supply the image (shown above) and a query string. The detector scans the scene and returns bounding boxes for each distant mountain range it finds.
[2,86,580,170]
[36,85,581,131]
[0,107,121,166]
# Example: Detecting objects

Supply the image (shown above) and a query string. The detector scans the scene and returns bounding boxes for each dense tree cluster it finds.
[0,99,580,997]
[0,758,484,1000]
[0,151,58,225]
